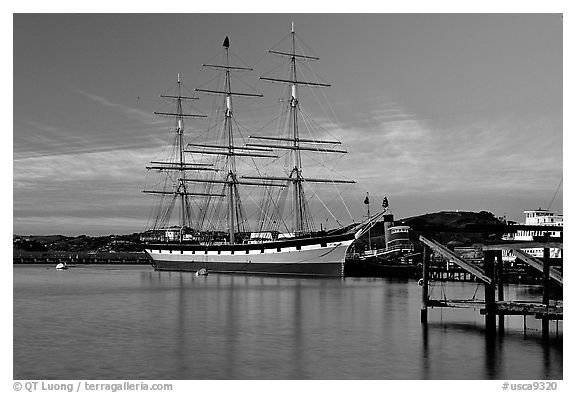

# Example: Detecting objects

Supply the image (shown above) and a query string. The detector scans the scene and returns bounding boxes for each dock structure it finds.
[417,224,563,339]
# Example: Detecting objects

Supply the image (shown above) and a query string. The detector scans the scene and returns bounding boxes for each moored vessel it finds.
[143,26,386,277]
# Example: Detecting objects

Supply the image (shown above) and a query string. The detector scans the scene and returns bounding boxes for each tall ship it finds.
[142,26,385,277]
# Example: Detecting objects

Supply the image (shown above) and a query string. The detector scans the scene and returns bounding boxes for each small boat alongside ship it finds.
[142,26,390,277]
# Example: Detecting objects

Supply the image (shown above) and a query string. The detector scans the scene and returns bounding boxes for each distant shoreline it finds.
[13,251,150,265]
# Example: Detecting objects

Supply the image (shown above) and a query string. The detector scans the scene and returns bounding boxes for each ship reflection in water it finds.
[13,265,562,380]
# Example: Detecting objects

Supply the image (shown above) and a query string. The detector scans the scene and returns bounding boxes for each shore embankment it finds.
[13,251,150,265]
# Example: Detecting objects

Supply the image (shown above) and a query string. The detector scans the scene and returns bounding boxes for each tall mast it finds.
[253,23,354,234]
[144,75,211,237]
[223,38,237,244]
[193,37,264,243]
[365,192,371,251]
[176,74,187,239]
[289,23,304,232]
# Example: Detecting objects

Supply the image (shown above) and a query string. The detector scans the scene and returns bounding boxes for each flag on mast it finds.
[382,197,389,209]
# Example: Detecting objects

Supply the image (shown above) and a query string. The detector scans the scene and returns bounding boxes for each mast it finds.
[224,38,237,244]
[365,192,371,252]
[143,75,209,239]
[255,23,349,234]
[193,37,263,244]
[289,24,304,233]
[176,74,186,239]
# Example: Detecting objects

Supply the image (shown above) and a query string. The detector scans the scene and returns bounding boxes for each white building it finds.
[503,209,562,261]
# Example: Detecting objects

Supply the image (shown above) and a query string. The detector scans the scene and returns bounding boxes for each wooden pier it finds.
[418,225,563,339]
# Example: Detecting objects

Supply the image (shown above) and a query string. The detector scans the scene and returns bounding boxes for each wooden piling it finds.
[497,251,505,335]
[542,245,550,339]
[483,250,496,335]
[420,245,430,323]
[523,315,527,338]
[417,232,562,338]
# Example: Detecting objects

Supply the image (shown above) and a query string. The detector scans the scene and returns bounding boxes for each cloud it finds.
[14,101,170,160]
[14,90,177,161]
[13,146,156,187]
[14,121,165,161]
[13,94,562,235]
[13,147,157,233]
[12,88,228,235]
[322,97,562,201]
[76,90,159,123]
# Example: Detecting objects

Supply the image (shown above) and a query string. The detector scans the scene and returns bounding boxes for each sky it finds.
[12,13,563,236]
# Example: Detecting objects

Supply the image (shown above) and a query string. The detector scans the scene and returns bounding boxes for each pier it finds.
[417,225,563,339]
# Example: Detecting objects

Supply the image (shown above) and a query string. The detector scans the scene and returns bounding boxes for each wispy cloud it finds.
[323,98,562,202]
[13,89,212,235]
[76,90,159,123]
[13,95,562,235]
[14,89,169,160]
[13,146,158,235]
[14,147,156,186]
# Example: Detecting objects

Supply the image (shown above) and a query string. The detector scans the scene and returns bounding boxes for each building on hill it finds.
[502,209,563,262]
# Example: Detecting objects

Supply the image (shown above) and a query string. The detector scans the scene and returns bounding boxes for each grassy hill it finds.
[399,210,504,248]
[353,210,504,251]
[14,210,504,253]
[13,233,143,253]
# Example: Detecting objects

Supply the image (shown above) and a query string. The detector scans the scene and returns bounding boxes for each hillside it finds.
[14,210,504,253]
[399,210,503,229]
[353,210,504,251]
[13,233,144,253]
[399,210,505,248]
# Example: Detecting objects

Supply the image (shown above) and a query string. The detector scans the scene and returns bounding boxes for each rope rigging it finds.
[144,29,365,242]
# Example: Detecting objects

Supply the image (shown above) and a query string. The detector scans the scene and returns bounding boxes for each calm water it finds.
[13,265,562,380]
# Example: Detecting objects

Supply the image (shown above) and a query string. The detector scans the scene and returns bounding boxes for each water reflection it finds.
[421,318,561,380]
[224,275,237,378]
[15,266,563,380]
[484,332,500,379]
[289,281,303,378]
[421,321,430,379]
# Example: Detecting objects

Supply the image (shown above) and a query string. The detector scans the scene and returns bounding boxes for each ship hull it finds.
[145,238,353,277]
